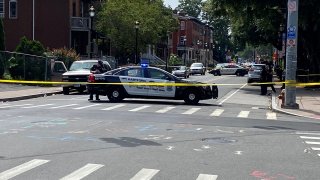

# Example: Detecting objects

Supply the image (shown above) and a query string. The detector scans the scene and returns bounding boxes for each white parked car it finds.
[190,63,205,75]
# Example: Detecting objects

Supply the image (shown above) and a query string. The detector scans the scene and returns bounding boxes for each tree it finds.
[176,0,203,18]
[97,0,177,63]
[205,0,320,77]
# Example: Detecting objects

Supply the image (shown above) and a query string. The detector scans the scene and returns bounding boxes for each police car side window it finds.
[149,69,171,80]
[118,68,143,77]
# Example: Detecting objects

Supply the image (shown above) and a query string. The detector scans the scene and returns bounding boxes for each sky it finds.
[163,0,179,9]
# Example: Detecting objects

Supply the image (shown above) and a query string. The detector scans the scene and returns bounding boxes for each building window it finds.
[0,0,4,18]
[180,21,185,30]
[9,0,17,19]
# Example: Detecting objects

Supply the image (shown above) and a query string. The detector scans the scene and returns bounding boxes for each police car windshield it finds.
[69,62,97,71]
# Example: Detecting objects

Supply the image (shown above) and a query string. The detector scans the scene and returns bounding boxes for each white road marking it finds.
[311,147,320,151]
[193,149,203,152]
[237,111,250,118]
[50,104,78,109]
[252,107,259,110]
[0,104,33,108]
[60,163,104,180]
[73,104,100,110]
[22,104,54,108]
[182,108,201,115]
[130,168,159,180]
[218,83,247,105]
[235,151,243,155]
[0,159,50,180]
[196,174,218,180]
[318,154,320,157]
[101,104,125,111]
[156,106,175,113]
[202,145,211,149]
[196,128,203,131]
[210,109,224,117]
[129,105,150,112]
[300,136,320,140]
[305,141,320,145]
[166,146,175,150]
[296,132,320,136]
[266,112,277,120]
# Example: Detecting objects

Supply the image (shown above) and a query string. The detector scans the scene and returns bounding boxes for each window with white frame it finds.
[0,0,4,18]
[9,0,17,19]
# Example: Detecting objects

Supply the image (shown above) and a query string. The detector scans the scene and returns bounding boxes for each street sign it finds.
[288,1,297,12]
[287,39,296,47]
[287,26,296,39]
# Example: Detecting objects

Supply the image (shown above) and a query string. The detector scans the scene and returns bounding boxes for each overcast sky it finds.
[163,0,179,9]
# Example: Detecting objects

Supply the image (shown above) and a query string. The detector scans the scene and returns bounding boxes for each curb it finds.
[0,91,63,102]
[271,93,319,120]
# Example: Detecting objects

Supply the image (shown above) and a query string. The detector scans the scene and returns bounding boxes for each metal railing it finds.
[0,51,52,81]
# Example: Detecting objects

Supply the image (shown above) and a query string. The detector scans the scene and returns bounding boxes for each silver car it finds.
[190,63,205,75]
[247,64,266,83]
[172,66,190,78]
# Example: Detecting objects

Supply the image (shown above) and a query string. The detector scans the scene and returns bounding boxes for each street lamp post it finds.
[183,36,187,66]
[134,21,140,64]
[89,6,95,59]
[204,42,208,68]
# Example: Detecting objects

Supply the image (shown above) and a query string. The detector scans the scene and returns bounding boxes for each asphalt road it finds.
[0,74,319,180]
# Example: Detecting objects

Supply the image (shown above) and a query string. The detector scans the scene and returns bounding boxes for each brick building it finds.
[168,12,214,66]
[1,0,105,57]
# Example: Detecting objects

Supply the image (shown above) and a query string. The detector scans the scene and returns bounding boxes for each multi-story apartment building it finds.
[1,0,104,57]
[169,12,214,66]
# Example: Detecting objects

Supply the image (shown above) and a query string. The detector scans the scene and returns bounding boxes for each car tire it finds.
[247,79,253,83]
[77,87,85,94]
[108,87,124,102]
[213,72,218,76]
[184,90,200,105]
[63,87,69,95]
[236,72,241,76]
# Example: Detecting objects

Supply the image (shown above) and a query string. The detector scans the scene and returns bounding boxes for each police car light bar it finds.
[140,58,150,68]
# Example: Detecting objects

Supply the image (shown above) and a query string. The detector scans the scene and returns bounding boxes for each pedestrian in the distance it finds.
[267,68,276,93]
[260,65,268,95]
[88,64,101,101]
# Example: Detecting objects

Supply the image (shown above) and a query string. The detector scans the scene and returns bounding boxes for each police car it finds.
[87,65,218,105]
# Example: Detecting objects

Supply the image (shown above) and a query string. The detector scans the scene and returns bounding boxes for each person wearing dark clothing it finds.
[88,64,101,101]
[260,65,268,95]
[267,69,276,93]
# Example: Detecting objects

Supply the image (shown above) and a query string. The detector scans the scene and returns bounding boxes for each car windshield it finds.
[69,62,97,71]
[179,66,186,70]
[191,63,203,67]
[252,65,265,70]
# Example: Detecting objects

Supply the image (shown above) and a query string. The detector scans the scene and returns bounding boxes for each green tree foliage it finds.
[97,0,177,62]
[205,0,320,75]
[15,36,45,56]
[177,0,203,18]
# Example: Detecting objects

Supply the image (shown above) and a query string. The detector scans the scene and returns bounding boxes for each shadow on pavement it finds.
[252,126,295,130]
[100,137,162,147]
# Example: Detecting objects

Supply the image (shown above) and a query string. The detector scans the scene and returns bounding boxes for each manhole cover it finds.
[202,137,237,144]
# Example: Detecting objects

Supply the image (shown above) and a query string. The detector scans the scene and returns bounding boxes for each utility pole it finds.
[284,0,299,109]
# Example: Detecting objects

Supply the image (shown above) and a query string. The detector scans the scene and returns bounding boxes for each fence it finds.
[0,51,51,81]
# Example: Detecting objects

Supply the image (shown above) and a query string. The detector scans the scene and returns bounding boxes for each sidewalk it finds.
[272,85,320,120]
[0,83,62,102]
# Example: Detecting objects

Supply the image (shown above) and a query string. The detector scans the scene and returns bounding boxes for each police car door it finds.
[118,67,148,96]
[146,68,176,97]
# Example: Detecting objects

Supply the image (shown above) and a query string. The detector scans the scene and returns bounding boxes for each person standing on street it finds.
[260,65,268,95]
[267,68,276,93]
[88,64,101,101]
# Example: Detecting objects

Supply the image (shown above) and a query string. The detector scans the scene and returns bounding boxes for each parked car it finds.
[62,60,112,94]
[87,66,218,105]
[209,63,247,76]
[247,64,266,83]
[190,63,205,75]
[171,66,190,78]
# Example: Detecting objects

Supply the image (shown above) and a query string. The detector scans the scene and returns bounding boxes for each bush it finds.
[51,47,80,69]
[15,36,45,56]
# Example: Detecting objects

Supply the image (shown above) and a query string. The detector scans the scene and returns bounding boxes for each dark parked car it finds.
[87,66,218,105]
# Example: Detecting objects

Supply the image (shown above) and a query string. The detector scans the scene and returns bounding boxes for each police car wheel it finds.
[184,90,199,105]
[63,87,69,95]
[108,88,124,102]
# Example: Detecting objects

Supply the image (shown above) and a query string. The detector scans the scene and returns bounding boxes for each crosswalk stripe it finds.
[101,104,125,111]
[182,108,201,115]
[300,136,320,140]
[266,112,277,120]
[318,154,320,157]
[311,147,320,151]
[129,105,150,112]
[130,168,159,180]
[22,104,54,109]
[73,104,100,110]
[59,163,104,180]
[50,104,78,109]
[296,132,320,136]
[0,159,49,180]
[237,111,250,118]
[156,107,175,113]
[305,141,320,145]
[0,104,33,109]
[196,174,218,180]
[210,109,224,117]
